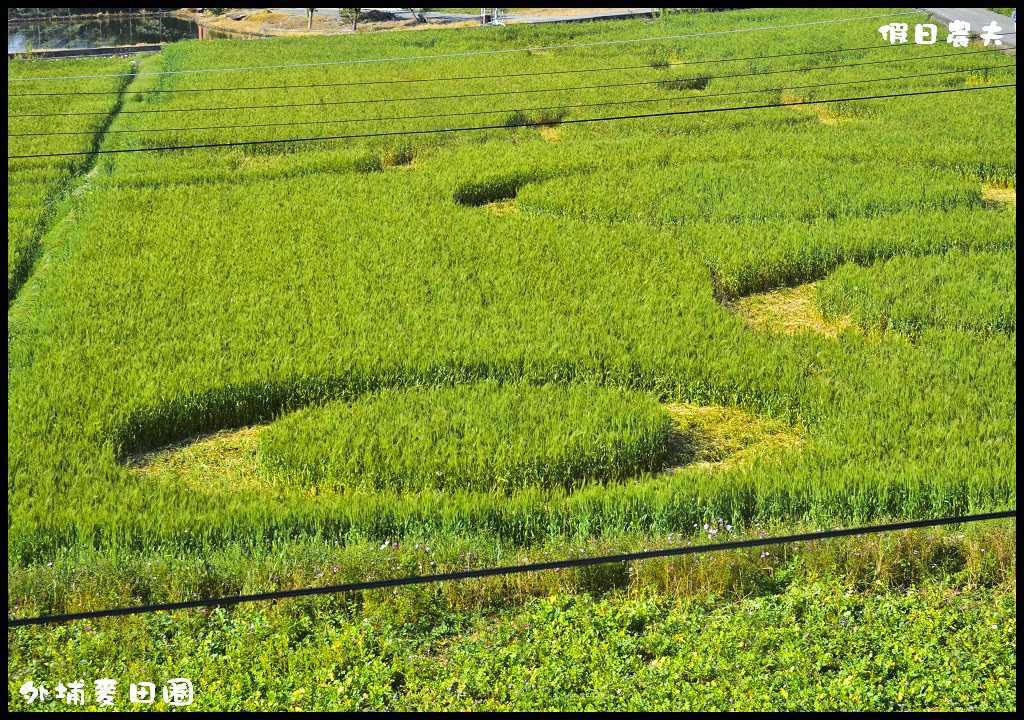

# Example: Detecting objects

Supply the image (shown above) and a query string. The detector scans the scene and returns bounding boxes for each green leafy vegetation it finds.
[816,250,1016,335]
[8,524,1016,711]
[11,588,1016,711]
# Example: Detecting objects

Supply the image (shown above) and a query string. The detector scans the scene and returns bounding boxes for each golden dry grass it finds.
[662,402,804,475]
[362,19,481,33]
[127,424,276,496]
[982,182,1016,208]
[194,11,318,36]
[235,154,276,169]
[728,282,851,337]
[539,125,562,142]
[486,199,518,216]
[780,89,841,126]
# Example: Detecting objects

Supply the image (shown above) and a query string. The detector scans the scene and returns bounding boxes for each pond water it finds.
[8,13,251,53]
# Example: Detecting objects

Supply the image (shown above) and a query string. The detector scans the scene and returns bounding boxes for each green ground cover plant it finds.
[13,586,1014,711]
[8,523,1016,711]
[7,6,1016,710]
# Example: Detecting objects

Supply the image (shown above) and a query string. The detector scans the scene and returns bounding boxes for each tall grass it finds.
[7,56,132,302]
[6,8,1016,567]
[260,382,675,493]
[816,249,1016,335]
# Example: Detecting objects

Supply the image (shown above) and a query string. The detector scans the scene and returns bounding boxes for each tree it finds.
[407,8,430,23]
[339,8,361,31]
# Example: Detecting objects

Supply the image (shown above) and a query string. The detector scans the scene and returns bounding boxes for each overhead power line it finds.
[9,65,1012,138]
[7,510,1014,627]
[7,12,922,82]
[8,47,1007,120]
[7,83,1014,160]
[6,41,925,97]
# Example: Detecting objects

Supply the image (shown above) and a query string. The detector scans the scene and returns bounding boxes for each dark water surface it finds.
[8,13,249,53]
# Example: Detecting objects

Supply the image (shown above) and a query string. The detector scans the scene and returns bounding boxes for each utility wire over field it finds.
[7,84,1016,159]
[5,40,973,96]
[10,65,1012,137]
[7,47,1012,117]
[7,511,1015,627]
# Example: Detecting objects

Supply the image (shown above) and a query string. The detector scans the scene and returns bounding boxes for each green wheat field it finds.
[7,7,1016,710]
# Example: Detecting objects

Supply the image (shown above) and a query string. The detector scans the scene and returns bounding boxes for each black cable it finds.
[7,510,1015,627]
[8,47,1009,119]
[7,84,1015,160]
[10,64,1012,138]
[5,41,926,97]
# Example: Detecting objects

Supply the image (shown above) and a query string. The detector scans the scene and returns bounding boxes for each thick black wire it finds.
[7,84,1015,160]
[9,65,1013,138]
[7,47,1009,119]
[6,41,922,97]
[7,510,1015,627]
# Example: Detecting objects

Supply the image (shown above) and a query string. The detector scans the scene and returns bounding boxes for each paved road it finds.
[919,7,1016,49]
[272,7,658,26]
[265,8,1019,48]
[503,9,658,25]
[271,8,475,22]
